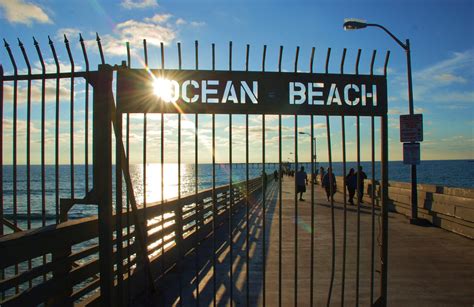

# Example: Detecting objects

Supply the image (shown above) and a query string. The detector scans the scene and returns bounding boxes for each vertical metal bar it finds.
[310,47,315,73]
[142,41,148,268]
[4,40,18,234]
[48,36,61,224]
[211,42,217,307]
[325,48,331,74]
[18,39,32,229]
[160,41,165,295]
[310,114,315,307]
[341,115,347,307]
[96,33,105,65]
[370,115,376,306]
[94,64,115,306]
[80,34,90,195]
[370,50,377,75]
[143,39,148,66]
[356,115,361,307]
[126,42,131,68]
[4,39,18,294]
[326,115,336,307]
[115,79,124,306]
[262,44,267,307]
[65,36,75,202]
[18,38,33,289]
[293,46,300,307]
[309,47,316,304]
[325,48,336,306]
[177,41,183,307]
[33,37,47,282]
[355,49,362,75]
[340,48,347,74]
[194,40,200,306]
[339,48,348,307]
[125,41,132,303]
[369,49,377,307]
[228,40,234,307]
[277,45,283,307]
[245,44,250,307]
[380,114,389,307]
[384,51,391,76]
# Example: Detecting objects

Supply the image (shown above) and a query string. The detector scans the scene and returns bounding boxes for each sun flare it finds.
[153,78,176,103]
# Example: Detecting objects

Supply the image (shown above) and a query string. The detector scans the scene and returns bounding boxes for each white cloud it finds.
[176,18,186,25]
[190,21,205,27]
[144,13,171,23]
[0,0,52,25]
[56,28,82,41]
[121,0,158,9]
[97,18,177,56]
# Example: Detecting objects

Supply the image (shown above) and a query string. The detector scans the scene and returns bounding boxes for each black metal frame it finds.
[0,36,391,307]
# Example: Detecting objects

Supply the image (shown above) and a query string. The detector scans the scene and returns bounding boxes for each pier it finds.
[133,177,474,306]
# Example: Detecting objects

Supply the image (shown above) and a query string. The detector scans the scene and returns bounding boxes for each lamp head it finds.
[343,18,368,30]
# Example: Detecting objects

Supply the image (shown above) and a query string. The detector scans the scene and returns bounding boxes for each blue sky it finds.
[0,0,473,164]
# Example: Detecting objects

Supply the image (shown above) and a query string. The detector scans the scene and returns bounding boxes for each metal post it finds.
[93,64,115,306]
[406,39,419,223]
[379,114,389,307]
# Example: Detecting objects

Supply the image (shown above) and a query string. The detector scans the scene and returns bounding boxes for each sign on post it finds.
[403,143,420,165]
[400,114,423,142]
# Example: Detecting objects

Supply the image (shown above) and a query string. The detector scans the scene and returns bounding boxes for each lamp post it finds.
[343,18,421,225]
[298,132,317,164]
[299,131,317,184]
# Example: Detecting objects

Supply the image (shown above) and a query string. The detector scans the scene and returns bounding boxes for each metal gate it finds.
[0,36,389,306]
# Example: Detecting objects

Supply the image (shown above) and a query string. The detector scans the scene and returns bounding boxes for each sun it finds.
[153,78,177,103]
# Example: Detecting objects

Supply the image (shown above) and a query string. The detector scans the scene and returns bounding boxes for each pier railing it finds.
[0,176,264,305]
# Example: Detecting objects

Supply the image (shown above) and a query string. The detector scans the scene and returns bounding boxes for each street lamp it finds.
[343,18,421,225]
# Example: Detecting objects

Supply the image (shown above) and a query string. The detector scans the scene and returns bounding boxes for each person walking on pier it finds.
[322,167,337,202]
[296,166,308,201]
[319,166,325,186]
[346,168,357,205]
[355,166,368,203]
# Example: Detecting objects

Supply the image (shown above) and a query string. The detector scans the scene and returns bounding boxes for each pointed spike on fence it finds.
[3,38,9,48]
[33,36,39,46]
[64,34,69,44]
[384,50,391,76]
[17,38,23,47]
[96,32,100,42]
[48,35,53,45]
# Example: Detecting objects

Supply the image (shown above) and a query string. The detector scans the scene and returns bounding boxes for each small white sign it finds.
[400,114,423,142]
[403,143,420,165]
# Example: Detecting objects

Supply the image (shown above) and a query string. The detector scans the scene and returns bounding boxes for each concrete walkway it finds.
[155,176,474,306]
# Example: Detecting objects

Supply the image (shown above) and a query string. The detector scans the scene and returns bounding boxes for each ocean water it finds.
[2,160,473,232]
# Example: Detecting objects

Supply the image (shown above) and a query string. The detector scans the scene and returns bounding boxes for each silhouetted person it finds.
[319,166,325,186]
[355,166,368,203]
[296,166,308,201]
[322,167,336,201]
[346,168,357,205]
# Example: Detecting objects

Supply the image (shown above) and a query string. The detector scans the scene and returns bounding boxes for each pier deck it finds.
[141,176,473,306]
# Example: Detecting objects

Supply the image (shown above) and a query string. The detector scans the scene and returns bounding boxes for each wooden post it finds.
[93,64,114,306]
